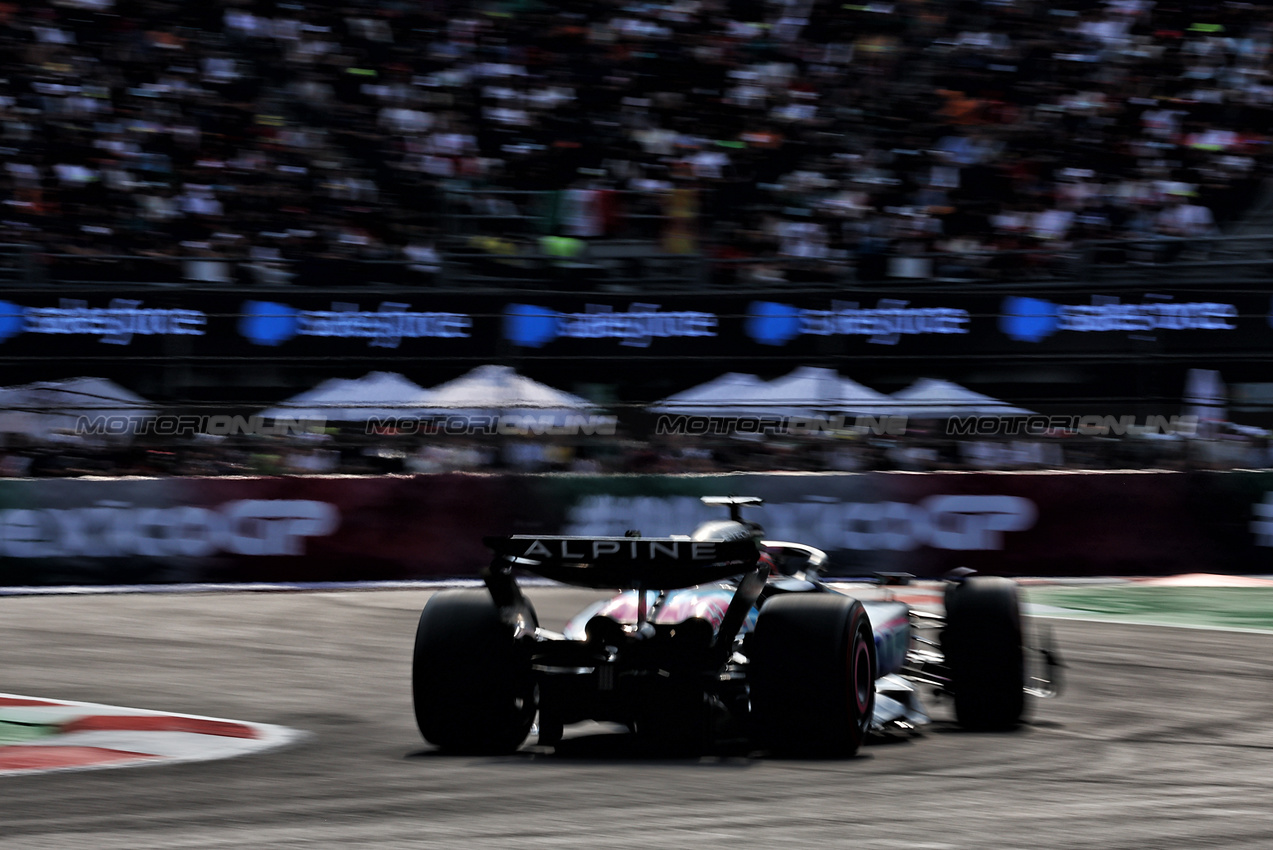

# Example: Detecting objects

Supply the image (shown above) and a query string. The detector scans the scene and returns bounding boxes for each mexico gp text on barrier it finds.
[0,471,1269,586]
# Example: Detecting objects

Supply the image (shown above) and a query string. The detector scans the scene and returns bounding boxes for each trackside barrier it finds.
[0,471,1268,586]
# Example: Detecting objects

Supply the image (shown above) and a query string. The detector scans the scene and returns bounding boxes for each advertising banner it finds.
[2,471,1273,586]
[521,472,1225,577]
[0,287,1266,365]
[0,475,510,585]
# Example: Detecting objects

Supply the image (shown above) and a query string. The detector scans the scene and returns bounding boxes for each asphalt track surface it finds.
[2,587,1272,850]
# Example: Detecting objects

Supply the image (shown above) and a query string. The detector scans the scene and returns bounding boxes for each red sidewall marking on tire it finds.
[850,630,871,715]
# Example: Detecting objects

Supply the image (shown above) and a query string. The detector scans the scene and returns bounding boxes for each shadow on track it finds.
[403,725,897,764]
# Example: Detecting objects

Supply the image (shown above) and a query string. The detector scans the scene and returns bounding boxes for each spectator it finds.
[0,0,1267,283]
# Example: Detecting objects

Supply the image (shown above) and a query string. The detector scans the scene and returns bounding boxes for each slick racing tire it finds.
[749,594,876,757]
[412,590,537,754]
[942,576,1026,731]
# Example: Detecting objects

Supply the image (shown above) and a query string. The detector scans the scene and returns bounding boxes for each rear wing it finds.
[700,495,763,521]
[484,534,761,590]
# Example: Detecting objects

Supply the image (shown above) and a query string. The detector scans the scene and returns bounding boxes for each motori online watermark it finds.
[365,414,619,436]
[75,415,327,437]
[656,414,908,436]
[946,414,1200,437]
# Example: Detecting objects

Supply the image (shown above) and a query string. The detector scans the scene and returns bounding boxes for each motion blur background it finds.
[2,0,1273,476]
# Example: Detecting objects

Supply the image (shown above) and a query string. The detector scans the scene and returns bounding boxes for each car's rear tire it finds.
[749,594,875,757]
[412,590,537,754]
[942,576,1026,731]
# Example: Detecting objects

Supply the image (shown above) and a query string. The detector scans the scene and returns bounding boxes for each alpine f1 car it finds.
[412,496,1061,756]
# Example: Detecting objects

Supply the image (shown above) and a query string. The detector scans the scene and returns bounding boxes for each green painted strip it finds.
[0,720,55,745]
[1027,587,1273,633]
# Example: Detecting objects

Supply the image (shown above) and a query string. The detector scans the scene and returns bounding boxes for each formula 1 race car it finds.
[412,496,1061,756]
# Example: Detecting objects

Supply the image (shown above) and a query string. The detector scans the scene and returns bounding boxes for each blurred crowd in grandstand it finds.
[3,0,1272,476]
[2,425,1269,476]
[1,0,1270,285]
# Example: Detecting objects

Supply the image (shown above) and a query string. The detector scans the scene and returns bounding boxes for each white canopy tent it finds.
[0,376,156,441]
[259,371,433,421]
[756,366,896,417]
[650,366,895,419]
[648,372,768,416]
[888,378,1032,418]
[416,365,608,427]
[1183,368,1226,437]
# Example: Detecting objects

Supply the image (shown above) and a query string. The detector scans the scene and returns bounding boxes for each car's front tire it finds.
[942,576,1026,731]
[749,594,876,757]
[412,590,537,754]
